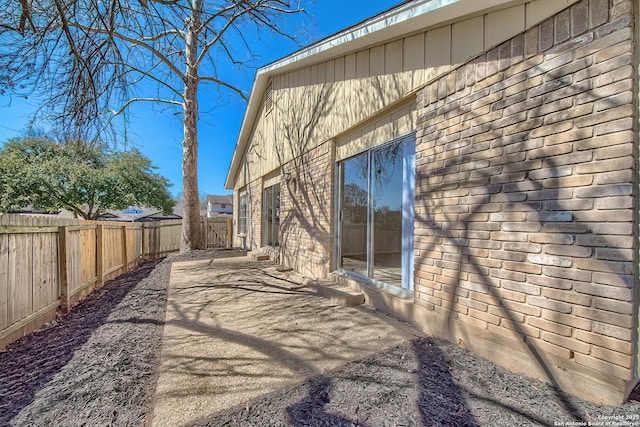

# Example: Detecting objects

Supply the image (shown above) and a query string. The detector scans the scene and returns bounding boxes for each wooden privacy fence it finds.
[202,217,233,249]
[0,214,231,351]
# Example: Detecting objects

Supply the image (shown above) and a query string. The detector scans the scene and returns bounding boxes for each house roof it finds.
[225,0,524,189]
[206,195,233,205]
[99,206,182,222]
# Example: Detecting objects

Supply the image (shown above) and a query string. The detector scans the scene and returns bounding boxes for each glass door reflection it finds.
[340,152,369,278]
[371,142,403,287]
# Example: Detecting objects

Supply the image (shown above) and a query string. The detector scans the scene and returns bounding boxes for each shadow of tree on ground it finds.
[0,259,160,425]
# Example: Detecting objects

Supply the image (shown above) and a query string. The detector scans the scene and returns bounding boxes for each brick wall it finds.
[232,191,240,248]
[280,140,335,279]
[415,0,636,404]
[246,178,263,251]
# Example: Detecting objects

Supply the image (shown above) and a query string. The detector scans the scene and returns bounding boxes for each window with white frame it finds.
[238,192,247,235]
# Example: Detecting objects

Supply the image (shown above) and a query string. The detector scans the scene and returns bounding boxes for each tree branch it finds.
[198,76,248,101]
[67,22,186,81]
[108,97,183,117]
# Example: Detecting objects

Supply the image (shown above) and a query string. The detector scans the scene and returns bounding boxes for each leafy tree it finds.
[0,137,175,220]
[0,0,302,250]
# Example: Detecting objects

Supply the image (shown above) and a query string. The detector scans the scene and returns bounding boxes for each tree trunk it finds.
[180,0,203,252]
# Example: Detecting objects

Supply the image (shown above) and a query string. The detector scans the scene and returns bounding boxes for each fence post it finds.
[203,216,208,249]
[121,225,128,273]
[96,224,104,287]
[226,217,233,248]
[141,223,146,260]
[136,223,142,261]
[58,226,70,313]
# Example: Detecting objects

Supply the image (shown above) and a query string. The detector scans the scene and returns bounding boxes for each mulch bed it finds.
[1,248,639,426]
[0,248,245,426]
[193,336,640,427]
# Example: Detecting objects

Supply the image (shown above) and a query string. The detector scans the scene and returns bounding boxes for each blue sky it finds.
[0,1,396,198]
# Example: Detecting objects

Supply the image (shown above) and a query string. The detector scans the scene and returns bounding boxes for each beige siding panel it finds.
[263,170,281,188]
[336,101,416,161]
[355,50,374,119]
[356,50,370,78]
[370,45,385,76]
[385,39,403,74]
[404,33,426,88]
[316,62,326,85]
[334,56,345,81]
[526,0,578,27]
[404,33,425,71]
[345,53,357,80]
[304,66,312,86]
[238,99,269,189]
[344,55,356,132]
[325,59,336,82]
[485,5,526,49]
[295,68,304,88]
[233,0,584,191]
[426,25,452,68]
[452,16,484,65]
[273,74,283,91]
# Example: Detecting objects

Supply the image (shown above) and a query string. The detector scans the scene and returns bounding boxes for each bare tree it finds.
[0,0,301,251]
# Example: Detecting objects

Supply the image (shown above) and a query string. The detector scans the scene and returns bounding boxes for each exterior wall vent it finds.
[265,81,273,115]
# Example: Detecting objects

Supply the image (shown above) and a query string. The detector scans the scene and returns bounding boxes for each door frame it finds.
[334,132,416,295]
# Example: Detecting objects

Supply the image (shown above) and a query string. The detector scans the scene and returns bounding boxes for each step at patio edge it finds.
[268,267,365,307]
[303,279,365,307]
[247,248,279,262]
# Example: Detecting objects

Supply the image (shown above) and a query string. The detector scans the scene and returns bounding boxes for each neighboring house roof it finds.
[134,211,182,222]
[206,195,233,205]
[8,207,61,215]
[225,0,522,189]
[99,206,182,222]
[207,212,233,218]
[98,212,120,219]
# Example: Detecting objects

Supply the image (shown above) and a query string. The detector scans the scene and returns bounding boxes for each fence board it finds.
[32,229,43,314]
[45,232,58,308]
[202,217,232,248]
[58,226,70,312]
[0,214,235,351]
[80,227,97,286]
[7,234,18,325]
[75,230,85,294]
[0,234,8,331]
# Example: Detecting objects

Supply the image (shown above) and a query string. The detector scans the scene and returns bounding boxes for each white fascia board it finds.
[225,0,523,189]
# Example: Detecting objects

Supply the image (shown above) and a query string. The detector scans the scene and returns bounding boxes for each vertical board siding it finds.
[234,0,580,189]
[0,215,222,350]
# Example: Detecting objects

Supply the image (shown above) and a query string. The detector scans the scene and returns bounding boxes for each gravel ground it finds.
[1,249,639,427]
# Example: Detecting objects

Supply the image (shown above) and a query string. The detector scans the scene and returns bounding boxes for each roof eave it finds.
[225,0,524,189]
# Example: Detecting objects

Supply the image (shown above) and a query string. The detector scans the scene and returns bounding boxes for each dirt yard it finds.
[1,249,639,426]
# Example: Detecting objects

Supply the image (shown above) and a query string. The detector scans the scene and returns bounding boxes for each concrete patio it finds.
[150,256,421,427]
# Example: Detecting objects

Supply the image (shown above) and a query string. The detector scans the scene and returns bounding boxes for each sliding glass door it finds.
[340,152,369,277]
[263,183,280,247]
[337,134,415,291]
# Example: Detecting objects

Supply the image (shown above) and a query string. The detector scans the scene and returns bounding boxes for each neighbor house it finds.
[206,195,233,218]
[225,0,639,405]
